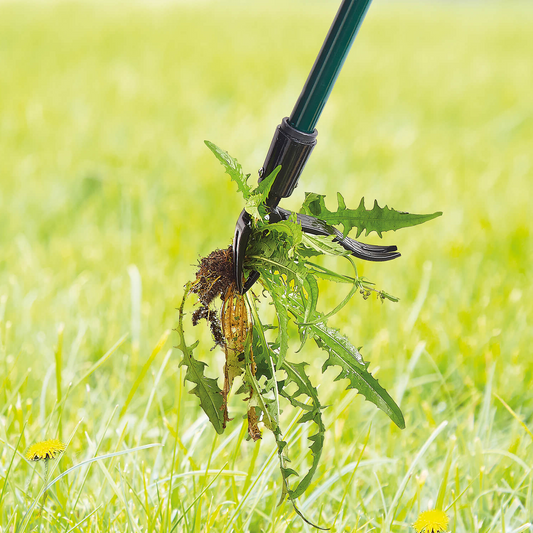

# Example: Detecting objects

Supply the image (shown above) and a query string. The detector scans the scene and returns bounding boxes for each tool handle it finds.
[260,0,373,207]
[290,0,373,134]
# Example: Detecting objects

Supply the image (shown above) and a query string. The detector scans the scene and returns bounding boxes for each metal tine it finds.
[276,207,400,261]
[231,210,350,292]
[341,240,401,261]
[233,209,253,294]
[340,238,399,255]
[326,235,400,262]
[234,203,400,294]
[359,242,398,252]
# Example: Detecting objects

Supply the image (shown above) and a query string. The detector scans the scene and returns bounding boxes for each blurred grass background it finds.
[0,0,532,531]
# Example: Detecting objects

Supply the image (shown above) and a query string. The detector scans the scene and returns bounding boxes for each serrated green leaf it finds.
[301,233,350,257]
[299,257,361,327]
[250,327,273,384]
[176,284,225,434]
[245,229,278,260]
[302,275,319,328]
[283,289,403,428]
[253,165,281,201]
[296,276,318,351]
[301,192,442,238]
[280,360,326,500]
[246,252,308,287]
[204,140,252,199]
[266,217,303,248]
[312,323,405,429]
[245,166,280,219]
[261,275,289,368]
[247,297,282,431]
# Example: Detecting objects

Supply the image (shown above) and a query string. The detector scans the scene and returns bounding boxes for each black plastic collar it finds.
[259,117,318,208]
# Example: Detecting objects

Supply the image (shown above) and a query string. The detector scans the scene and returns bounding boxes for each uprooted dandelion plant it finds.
[176,141,442,508]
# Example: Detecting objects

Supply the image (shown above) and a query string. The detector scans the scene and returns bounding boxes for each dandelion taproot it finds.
[413,509,449,533]
[26,439,66,461]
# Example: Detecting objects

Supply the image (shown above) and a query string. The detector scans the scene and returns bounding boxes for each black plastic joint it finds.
[259,117,318,208]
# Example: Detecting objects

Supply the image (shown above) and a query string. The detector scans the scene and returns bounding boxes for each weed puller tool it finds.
[233,0,400,294]
[181,1,441,508]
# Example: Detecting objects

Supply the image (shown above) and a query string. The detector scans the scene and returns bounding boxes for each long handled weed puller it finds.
[233,0,400,294]
[179,0,441,521]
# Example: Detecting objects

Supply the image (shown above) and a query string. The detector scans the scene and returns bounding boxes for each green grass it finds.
[1,0,532,531]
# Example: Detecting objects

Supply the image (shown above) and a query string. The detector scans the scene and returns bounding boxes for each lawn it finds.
[0,1,532,531]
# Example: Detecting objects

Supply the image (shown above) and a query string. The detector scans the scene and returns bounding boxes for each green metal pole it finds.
[289,0,374,134]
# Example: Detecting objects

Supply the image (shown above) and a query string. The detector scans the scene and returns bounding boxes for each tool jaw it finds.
[232,203,401,295]
[233,117,318,294]
[232,118,401,294]
[232,209,252,295]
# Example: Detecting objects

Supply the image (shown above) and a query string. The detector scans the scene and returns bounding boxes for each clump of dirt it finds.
[191,246,234,347]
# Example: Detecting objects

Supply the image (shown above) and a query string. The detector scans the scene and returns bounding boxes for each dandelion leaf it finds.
[246,240,307,286]
[280,361,326,500]
[176,285,225,434]
[284,290,404,428]
[265,217,303,248]
[204,140,252,200]
[261,274,289,367]
[311,324,405,429]
[245,166,280,219]
[301,192,442,238]
[179,346,225,434]
[300,233,350,257]
[253,166,280,203]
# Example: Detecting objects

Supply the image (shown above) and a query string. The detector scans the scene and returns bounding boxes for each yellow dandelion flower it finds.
[25,439,66,461]
[413,509,449,533]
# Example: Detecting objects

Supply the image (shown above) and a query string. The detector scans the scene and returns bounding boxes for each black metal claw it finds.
[232,209,253,294]
[276,207,401,262]
[233,117,318,294]
[232,204,401,295]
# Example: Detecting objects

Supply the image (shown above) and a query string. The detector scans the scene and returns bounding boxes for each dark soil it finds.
[191,246,234,347]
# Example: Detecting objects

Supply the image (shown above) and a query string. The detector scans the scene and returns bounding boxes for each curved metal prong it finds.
[232,210,261,294]
[232,209,253,294]
[232,205,400,295]
[277,207,401,262]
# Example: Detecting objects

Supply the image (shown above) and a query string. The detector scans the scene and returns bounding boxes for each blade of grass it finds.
[120,330,170,418]
[54,323,64,439]
[0,420,27,507]
[332,424,371,527]
[168,464,227,533]
[385,420,448,529]
[65,505,102,533]
[436,435,456,510]
[66,334,128,402]
[70,405,119,514]
[118,465,142,533]
[493,393,533,443]
[1,369,31,417]
[18,443,160,533]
